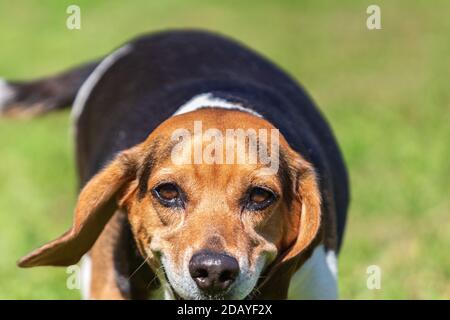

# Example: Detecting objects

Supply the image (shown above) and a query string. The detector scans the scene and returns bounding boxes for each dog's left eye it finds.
[152,183,183,207]
[246,187,276,210]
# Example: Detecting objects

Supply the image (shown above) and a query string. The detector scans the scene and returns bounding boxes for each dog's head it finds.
[18,109,321,300]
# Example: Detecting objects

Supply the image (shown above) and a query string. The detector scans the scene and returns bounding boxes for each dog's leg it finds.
[288,244,338,299]
[88,212,130,300]
[0,61,98,118]
[86,210,156,300]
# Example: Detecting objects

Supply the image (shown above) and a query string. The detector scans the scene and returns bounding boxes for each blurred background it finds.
[0,0,449,299]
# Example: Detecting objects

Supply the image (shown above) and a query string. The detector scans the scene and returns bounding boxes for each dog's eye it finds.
[152,183,183,207]
[247,187,276,210]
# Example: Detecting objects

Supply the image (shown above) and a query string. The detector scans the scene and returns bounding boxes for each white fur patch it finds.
[71,45,132,123]
[0,78,15,111]
[80,255,92,300]
[174,93,262,118]
[326,249,338,279]
[288,245,338,300]
[159,246,265,300]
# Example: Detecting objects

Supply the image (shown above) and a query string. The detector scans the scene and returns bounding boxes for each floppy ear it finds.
[18,145,143,267]
[280,156,322,264]
[253,154,322,298]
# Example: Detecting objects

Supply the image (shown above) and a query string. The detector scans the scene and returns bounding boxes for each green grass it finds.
[0,0,449,299]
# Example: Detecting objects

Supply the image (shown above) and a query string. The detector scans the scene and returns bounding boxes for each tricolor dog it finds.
[1,30,349,300]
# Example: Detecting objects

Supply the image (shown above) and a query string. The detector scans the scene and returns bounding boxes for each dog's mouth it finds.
[165,278,235,300]
[171,287,184,300]
[170,285,247,301]
[162,272,259,300]
[155,252,269,300]
[159,265,255,300]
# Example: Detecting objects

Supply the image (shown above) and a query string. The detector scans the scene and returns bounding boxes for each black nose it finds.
[189,251,239,294]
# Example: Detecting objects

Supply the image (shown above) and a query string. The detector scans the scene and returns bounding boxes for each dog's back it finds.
[72,31,349,252]
[1,30,348,252]
[2,31,349,300]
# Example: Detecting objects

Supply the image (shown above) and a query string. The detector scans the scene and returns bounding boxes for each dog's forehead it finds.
[143,108,289,161]
[139,108,273,154]
[136,108,291,193]
[151,108,278,136]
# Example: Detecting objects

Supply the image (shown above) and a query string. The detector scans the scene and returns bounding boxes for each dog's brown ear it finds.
[281,155,322,264]
[255,153,322,298]
[18,145,143,267]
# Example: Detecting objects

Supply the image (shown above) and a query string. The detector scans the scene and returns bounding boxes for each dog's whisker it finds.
[146,275,159,289]
[246,286,261,300]
[147,266,164,289]
[128,254,150,280]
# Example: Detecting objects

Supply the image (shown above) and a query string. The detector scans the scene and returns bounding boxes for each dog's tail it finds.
[0,61,99,118]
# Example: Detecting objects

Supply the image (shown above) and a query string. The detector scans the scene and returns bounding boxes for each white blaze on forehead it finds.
[0,78,15,110]
[174,93,262,117]
[172,95,281,173]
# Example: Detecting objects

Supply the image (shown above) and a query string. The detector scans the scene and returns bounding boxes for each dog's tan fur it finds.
[18,109,322,299]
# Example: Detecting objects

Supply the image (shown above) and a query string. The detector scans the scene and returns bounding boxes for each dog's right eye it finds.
[152,183,183,207]
[245,186,277,211]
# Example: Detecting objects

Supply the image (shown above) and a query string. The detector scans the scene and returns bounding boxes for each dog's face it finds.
[127,153,283,300]
[124,110,296,299]
[18,109,321,300]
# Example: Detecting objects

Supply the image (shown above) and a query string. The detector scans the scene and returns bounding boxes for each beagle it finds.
[1,30,349,300]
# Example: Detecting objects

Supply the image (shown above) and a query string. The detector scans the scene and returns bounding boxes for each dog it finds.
[1,30,349,300]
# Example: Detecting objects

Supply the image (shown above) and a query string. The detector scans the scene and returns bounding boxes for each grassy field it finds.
[0,0,449,299]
